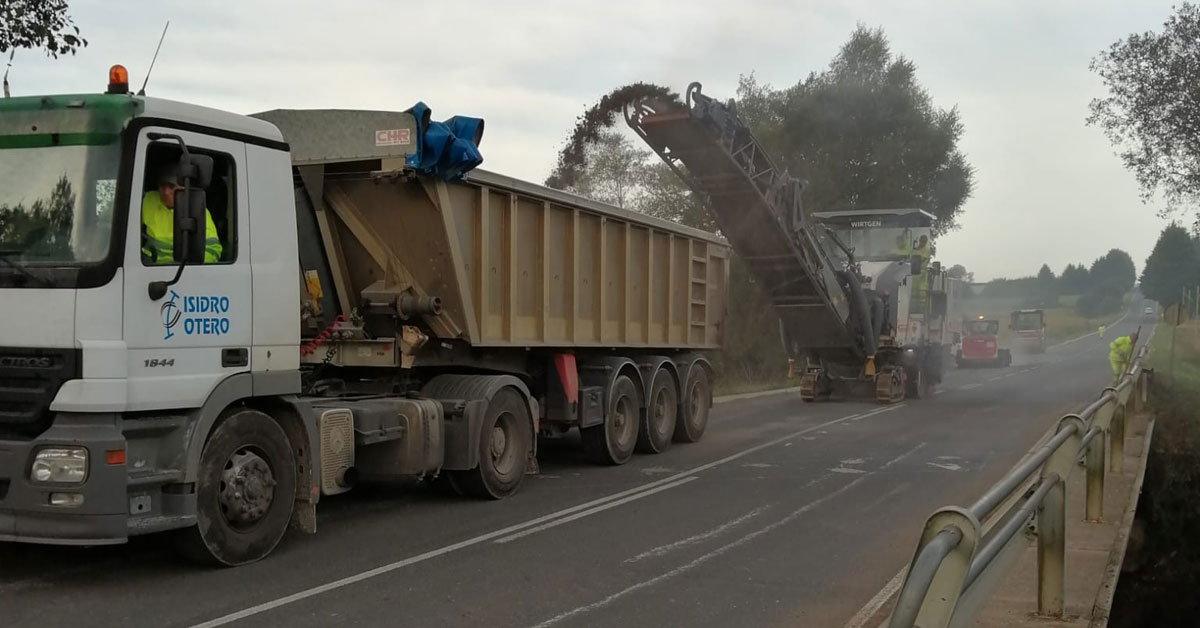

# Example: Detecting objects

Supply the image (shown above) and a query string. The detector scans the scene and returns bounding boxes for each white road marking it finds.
[624,505,771,564]
[741,462,775,469]
[850,405,907,422]
[926,462,962,471]
[960,383,982,391]
[841,458,865,465]
[529,443,928,628]
[937,455,960,461]
[831,467,868,474]
[494,477,700,544]
[639,466,675,475]
[189,406,905,628]
[842,568,908,628]
[859,481,912,514]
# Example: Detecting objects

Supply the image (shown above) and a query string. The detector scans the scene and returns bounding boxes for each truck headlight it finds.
[30,447,89,485]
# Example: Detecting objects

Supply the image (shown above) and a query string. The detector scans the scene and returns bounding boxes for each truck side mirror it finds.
[172,153,213,265]
[146,138,215,300]
[909,254,924,275]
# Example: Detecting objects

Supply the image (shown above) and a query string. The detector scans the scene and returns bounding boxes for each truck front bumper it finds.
[0,413,130,545]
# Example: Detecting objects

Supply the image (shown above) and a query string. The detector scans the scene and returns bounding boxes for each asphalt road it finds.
[0,313,1149,628]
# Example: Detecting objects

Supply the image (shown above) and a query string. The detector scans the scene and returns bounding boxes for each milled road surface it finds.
[0,314,1147,628]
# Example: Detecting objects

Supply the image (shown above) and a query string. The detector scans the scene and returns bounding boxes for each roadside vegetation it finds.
[1096,0,1200,604]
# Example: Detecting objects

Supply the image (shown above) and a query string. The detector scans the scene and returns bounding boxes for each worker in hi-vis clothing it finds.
[910,235,932,309]
[1108,331,1138,382]
[1099,324,1106,339]
[141,165,222,264]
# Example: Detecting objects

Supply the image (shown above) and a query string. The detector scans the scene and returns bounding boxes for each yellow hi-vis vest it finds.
[141,191,222,264]
[1109,335,1133,366]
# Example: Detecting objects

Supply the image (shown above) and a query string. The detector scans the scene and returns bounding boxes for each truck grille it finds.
[0,347,80,439]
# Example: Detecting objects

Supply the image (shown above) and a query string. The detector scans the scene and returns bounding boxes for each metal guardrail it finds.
[887,346,1150,628]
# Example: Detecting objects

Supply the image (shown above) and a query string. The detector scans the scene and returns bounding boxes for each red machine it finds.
[956,316,1011,368]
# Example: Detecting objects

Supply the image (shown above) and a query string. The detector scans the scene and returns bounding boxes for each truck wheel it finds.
[455,388,531,499]
[583,374,640,465]
[674,367,711,443]
[637,369,678,454]
[178,409,296,566]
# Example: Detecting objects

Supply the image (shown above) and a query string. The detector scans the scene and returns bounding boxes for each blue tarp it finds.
[404,102,484,181]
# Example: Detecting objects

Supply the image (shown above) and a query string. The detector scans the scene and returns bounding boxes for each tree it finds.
[1060,263,1090,295]
[636,162,716,232]
[1036,263,1058,302]
[946,264,974,283]
[1140,223,1200,306]
[1089,248,1137,295]
[0,0,87,58]
[1077,249,1136,316]
[734,26,975,234]
[1089,4,1200,212]
[563,131,651,209]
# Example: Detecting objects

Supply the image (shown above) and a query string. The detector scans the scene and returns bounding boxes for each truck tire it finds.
[637,369,678,454]
[453,388,532,499]
[674,367,711,443]
[177,409,296,567]
[583,374,640,465]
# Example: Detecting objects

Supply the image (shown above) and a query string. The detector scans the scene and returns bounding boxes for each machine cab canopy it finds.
[811,208,935,262]
[964,317,999,336]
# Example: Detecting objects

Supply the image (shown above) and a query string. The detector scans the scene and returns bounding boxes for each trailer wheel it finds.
[637,369,678,454]
[177,409,296,566]
[454,388,531,499]
[583,374,640,465]
[674,367,711,443]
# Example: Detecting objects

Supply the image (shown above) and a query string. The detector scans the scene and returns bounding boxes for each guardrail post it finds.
[889,507,981,628]
[1110,405,1125,474]
[1038,473,1066,616]
[1086,430,1105,523]
[1129,373,1142,415]
[1037,414,1083,618]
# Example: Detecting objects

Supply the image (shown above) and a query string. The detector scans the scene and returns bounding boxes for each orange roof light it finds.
[107,64,129,94]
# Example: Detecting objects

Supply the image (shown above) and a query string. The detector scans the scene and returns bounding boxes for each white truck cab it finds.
[0,71,301,557]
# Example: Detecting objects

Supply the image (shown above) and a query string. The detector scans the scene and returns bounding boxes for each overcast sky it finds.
[10,0,1180,281]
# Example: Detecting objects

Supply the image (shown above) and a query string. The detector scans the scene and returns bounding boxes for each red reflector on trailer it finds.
[553,354,579,404]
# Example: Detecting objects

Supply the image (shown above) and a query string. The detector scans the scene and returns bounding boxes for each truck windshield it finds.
[1014,312,1043,329]
[0,141,120,264]
[827,225,930,261]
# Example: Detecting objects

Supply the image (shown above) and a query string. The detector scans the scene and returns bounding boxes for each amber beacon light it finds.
[107,64,129,94]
